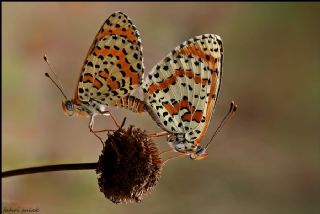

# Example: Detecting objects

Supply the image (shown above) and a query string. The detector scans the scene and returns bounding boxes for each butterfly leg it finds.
[159,148,174,155]
[147,131,169,138]
[90,113,126,134]
[91,129,116,133]
[98,110,121,128]
[88,115,104,144]
[89,110,122,135]
[162,153,188,165]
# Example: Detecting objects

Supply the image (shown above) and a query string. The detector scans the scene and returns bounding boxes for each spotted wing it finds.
[76,11,144,105]
[143,34,223,145]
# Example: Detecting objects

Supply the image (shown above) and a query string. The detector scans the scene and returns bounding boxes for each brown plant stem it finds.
[2,163,97,178]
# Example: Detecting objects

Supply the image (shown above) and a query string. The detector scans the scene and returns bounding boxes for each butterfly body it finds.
[48,11,144,132]
[141,34,224,159]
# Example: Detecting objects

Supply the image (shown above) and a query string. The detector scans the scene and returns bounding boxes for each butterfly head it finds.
[168,134,208,160]
[189,146,208,160]
[62,99,90,117]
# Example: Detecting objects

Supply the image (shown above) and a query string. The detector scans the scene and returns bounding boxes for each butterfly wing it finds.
[142,34,223,145]
[76,11,144,105]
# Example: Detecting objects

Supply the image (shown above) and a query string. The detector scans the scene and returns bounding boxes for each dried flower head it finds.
[96,125,163,204]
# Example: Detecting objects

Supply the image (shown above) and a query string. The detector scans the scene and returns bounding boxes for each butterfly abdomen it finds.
[113,96,145,113]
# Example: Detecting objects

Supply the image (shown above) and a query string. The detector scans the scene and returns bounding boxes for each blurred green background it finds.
[2,2,320,214]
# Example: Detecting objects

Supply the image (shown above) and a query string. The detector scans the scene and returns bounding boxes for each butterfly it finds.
[113,34,237,160]
[45,11,236,155]
[45,11,144,140]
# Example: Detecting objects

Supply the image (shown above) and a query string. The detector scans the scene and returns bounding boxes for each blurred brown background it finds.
[2,2,320,214]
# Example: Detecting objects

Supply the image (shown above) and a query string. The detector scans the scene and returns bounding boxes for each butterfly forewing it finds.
[142,34,223,145]
[77,11,144,105]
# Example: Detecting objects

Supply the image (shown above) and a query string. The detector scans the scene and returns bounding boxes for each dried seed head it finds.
[96,126,163,204]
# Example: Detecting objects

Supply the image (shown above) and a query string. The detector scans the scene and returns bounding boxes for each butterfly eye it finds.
[65,101,74,111]
[195,146,205,155]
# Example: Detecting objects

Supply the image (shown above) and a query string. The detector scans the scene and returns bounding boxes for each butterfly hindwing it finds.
[77,11,144,105]
[143,34,223,145]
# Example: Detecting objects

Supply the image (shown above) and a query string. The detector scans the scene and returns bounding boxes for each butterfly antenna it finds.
[43,55,68,100]
[204,101,238,150]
